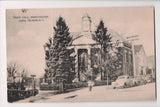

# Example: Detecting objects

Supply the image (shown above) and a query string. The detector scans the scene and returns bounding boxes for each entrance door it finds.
[78,49,88,80]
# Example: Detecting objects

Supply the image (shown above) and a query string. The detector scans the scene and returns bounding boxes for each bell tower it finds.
[82,14,91,33]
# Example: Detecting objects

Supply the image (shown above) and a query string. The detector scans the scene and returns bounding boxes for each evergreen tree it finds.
[92,20,111,81]
[44,16,75,85]
[44,37,54,83]
[93,20,124,82]
[108,47,123,81]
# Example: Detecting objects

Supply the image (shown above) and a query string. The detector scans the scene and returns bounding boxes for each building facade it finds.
[69,14,133,81]
[43,14,134,82]
[134,45,147,76]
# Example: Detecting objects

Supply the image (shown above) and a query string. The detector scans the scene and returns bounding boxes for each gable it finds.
[72,35,97,45]
[70,29,131,46]
[134,45,146,55]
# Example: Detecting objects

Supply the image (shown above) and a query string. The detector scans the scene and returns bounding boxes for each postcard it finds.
[6,7,156,102]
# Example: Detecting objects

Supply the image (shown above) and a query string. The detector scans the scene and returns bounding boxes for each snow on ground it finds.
[16,83,156,103]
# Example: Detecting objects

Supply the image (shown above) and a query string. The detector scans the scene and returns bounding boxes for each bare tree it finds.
[7,62,28,83]
[7,62,20,77]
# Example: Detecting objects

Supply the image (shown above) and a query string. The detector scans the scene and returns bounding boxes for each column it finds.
[88,47,91,72]
[132,44,136,76]
[126,51,129,75]
[122,48,126,75]
[129,51,133,76]
[75,47,78,75]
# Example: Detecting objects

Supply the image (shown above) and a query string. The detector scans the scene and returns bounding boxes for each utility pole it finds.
[126,35,139,77]
[30,75,36,96]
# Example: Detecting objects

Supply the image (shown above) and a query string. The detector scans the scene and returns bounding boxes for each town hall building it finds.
[43,14,134,83]
[69,14,133,81]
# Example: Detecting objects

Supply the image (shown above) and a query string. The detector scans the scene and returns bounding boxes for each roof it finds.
[71,32,97,45]
[70,32,81,40]
[70,29,131,46]
[108,29,126,42]
[134,45,143,54]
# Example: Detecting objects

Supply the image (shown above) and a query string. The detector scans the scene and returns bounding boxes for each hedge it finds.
[40,80,111,90]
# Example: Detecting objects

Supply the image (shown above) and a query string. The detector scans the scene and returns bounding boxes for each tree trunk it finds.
[78,70,80,81]
[103,51,106,80]
[106,69,109,85]
[101,69,103,80]
[100,45,103,80]
[59,81,65,93]
[104,68,106,79]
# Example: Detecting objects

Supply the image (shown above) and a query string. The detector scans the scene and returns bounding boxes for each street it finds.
[16,83,156,103]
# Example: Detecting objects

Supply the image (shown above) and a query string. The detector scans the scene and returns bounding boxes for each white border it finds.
[0,1,160,107]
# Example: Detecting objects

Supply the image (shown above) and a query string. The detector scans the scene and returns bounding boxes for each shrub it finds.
[65,82,88,89]
[94,80,111,86]
[40,82,88,90]
[40,83,58,90]
[40,80,111,91]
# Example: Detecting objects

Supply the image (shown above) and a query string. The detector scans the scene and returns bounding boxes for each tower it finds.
[81,14,92,33]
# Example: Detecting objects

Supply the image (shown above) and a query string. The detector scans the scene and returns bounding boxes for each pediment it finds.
[72,35,97,45]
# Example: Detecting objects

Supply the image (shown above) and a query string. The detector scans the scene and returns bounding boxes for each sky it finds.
[6,7,155,77]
